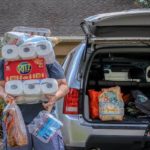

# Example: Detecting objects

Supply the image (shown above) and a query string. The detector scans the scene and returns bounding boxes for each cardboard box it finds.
[4,58,48,81]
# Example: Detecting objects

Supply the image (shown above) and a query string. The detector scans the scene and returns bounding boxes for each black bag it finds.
[132,90,150,115]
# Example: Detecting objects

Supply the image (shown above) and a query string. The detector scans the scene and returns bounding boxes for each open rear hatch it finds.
[80,9,150,128]
[81,9,150,38]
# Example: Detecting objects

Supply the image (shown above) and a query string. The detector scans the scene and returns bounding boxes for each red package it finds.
[88,90,101,119]
[4,58,48,81]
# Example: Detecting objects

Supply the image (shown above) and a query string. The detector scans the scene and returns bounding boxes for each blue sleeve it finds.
[0,59,4,81]
[46,61,65,79]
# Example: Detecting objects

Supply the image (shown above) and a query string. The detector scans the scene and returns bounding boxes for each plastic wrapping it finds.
[12,26,51,37]
[28,111,63,143]
[4,58,48,82]
[0,98,6,149]
[0,122,4,150]
[5,78,58,104]
[24,36,55,64]
[99,86,124,121]
[3,101,28,147]
[3,32,29,46]
[88,90,101,119]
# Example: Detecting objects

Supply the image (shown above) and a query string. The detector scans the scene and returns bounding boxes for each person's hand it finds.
[4,94,15,103]
[42,95,57,112]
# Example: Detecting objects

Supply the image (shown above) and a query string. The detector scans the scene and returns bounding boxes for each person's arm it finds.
[43,61,69,111]
[43,78,69,111]
[54,79,69,100]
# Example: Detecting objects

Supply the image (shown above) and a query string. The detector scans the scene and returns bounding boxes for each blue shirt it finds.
[0,59,65,124]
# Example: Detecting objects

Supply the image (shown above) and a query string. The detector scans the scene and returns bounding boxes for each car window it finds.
[63,50,75,76]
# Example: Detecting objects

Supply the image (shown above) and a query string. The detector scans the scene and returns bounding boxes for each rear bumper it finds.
[59,114,148,148]
[62,118,147,147]
[86,135,150,150]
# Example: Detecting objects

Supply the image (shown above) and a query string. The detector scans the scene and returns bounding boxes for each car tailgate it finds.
[81,9,150,38]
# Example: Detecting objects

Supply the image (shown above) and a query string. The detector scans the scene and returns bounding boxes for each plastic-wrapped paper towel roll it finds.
[3,32,29,46]
[36,40,55,64]
[5,80,23,96]
[24,95,43,104]
[16,96,43,104]
[40,95,48,102]
[41,78,58,95]
[19,42,37,59]
[25,36,55,64]
[15,96,25,104]
[2,45,19,61]
[23,80,41,96]
[25,36,47,43]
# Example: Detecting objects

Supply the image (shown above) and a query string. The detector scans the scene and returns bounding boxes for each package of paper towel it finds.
[5,78,59,104]
[3,31,30,46]
[2,30,58,104]
[19,37,55,64]
[2,31,55,63]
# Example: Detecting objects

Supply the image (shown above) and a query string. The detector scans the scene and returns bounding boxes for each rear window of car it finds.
[63,50,76,76]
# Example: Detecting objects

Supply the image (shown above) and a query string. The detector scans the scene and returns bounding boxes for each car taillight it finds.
[63,88,79,114]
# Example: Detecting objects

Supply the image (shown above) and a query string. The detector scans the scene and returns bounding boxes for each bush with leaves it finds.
[136,0,150,7]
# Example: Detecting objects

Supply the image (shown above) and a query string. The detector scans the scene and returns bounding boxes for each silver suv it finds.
[56,9,150,150]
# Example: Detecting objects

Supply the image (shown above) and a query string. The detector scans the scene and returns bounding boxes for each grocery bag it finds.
[3,100,28,147]
[99,86,124,121]
[88,90,101,119]
[132,90,150,115]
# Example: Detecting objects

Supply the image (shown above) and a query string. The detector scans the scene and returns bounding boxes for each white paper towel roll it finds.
[2,45,19,60]
[36,40,55,64]
[19,42,37,59]
[23,80,41,95]
[5,80,23,96]
[40,78,58,95]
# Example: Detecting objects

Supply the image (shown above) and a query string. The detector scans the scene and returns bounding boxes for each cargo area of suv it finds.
[79,10,150,128]
[81,47,150,127]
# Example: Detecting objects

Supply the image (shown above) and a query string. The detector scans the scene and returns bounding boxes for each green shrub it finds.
[136,0,150,7]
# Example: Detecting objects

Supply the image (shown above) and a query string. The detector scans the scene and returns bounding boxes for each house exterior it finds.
[0,0,142,36]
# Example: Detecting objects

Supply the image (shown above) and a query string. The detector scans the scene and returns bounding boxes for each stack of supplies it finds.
[2,29,61,148]
[2,31,58,104]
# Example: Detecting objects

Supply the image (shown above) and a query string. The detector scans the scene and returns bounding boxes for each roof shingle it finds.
[0,0,142,36]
